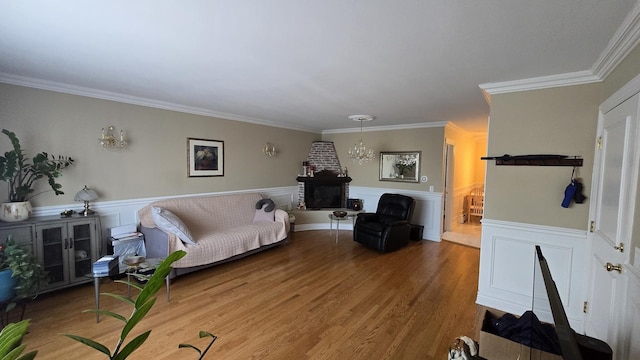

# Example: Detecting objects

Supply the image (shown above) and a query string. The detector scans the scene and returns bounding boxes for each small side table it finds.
[328,213,357,243]
[86,258,167,323]
[86,265,126,323]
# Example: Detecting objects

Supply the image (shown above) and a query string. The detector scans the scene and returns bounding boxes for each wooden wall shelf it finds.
[481,155,583,167]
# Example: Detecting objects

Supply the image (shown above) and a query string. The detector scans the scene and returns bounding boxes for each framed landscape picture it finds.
[188,138,224,177]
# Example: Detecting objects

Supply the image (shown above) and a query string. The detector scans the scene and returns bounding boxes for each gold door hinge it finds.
[590,221,595,232]
[596,136,603,150]
[614,243,624,253]
[583,301,588,313]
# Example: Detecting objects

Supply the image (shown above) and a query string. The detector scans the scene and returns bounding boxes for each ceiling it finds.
[1,1,638,134]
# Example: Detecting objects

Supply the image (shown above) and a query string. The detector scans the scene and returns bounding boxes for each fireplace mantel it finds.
[296,175,352,184]
[297,169,351,184]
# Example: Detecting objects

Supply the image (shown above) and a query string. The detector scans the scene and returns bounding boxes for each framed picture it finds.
[187,138,224,177]
[379,151,421,183]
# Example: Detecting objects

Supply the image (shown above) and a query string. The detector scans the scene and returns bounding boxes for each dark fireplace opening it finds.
[305,183,344,209]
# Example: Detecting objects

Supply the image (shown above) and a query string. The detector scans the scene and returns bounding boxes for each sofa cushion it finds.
[253,200,276,222]
[152,206,196,245]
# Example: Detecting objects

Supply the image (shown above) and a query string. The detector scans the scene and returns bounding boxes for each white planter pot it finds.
[0,201,33,222]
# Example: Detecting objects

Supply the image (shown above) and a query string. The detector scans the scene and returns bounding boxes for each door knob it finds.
[605,262,623,273]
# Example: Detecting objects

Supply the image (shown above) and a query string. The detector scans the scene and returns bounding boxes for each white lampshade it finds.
[75,185,98,215]
[74,186,98,201]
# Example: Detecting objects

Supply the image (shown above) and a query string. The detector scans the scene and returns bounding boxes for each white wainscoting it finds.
[348,186,443,241]
[291,186,442,241]
[30,186,442,248]
[31,186,299,248]
[622,266,640,359]
[477,219,588,332]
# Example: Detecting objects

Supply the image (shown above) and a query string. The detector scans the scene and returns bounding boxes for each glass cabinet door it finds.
[0,226,35,255]
[69,221,95,284]
[30,215,100,292]
[37,224,69,288]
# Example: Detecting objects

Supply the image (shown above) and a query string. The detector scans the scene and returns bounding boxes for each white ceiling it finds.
[1,1,638,134]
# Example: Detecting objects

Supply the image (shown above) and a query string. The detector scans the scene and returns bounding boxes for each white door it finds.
[585,92,640,358]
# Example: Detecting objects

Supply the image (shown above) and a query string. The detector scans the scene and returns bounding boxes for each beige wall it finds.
[485,83,601,229]
[0,83,319,206]
[322,126,444,192]
[602,42,640,267]
[602,43,640,101]
[475,136,488,184]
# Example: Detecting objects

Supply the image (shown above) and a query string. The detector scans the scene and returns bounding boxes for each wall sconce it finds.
[99,125,127,150]
[263,142,277,157]
[74,185,99,216]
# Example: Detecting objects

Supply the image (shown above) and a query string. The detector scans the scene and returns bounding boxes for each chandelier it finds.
[347,115,375,165]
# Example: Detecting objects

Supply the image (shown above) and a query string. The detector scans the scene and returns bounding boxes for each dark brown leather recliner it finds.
[353,193,416,252]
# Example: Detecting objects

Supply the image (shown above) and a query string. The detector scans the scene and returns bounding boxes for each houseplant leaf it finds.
[0,320,38,360]
[61,334,111,357]
[0,129,74,203]
[112,331,151,360]
[64,250,186,359]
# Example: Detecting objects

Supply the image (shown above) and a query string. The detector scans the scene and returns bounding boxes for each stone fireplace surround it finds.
[297,141,351,209]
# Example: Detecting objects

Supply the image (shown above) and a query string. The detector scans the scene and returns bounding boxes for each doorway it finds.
[441,141,481,248]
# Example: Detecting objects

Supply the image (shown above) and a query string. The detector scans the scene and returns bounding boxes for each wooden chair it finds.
[466,187,484,222]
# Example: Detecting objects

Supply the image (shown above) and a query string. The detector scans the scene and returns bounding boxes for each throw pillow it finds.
[255,198,276,212]
[253,199,276,222]
[151,206,196,244]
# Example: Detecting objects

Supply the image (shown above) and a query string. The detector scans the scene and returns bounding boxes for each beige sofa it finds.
[138,193,289,277]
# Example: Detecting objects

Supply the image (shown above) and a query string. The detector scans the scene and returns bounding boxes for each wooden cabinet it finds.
[0,214,101,293]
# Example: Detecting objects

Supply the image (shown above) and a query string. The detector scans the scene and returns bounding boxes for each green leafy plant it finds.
[0,319,38,360]
[0,129,74,202]
[179,331,218,360]
[63,250,187,359]
[0,236,48,304]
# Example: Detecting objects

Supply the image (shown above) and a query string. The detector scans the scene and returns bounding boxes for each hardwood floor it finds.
[18,230,482,359]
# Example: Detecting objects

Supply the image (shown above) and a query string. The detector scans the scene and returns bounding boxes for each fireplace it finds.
[296,141,352,209]
[297,170,351,209]
[305,183,345,208]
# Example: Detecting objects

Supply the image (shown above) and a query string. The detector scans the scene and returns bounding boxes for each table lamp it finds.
[74,185,99,216]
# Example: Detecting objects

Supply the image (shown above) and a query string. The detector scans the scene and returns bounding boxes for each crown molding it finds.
[479,70,601,95]
[591,0,640,79]
[600,71,640,113]
[0,72,320,134]
[480,2,640,96]
[322,121,448,134]
[444,121,466,134]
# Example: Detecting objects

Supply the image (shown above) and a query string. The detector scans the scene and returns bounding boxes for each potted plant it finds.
[0,129,74,222]
[0,236,48,304]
